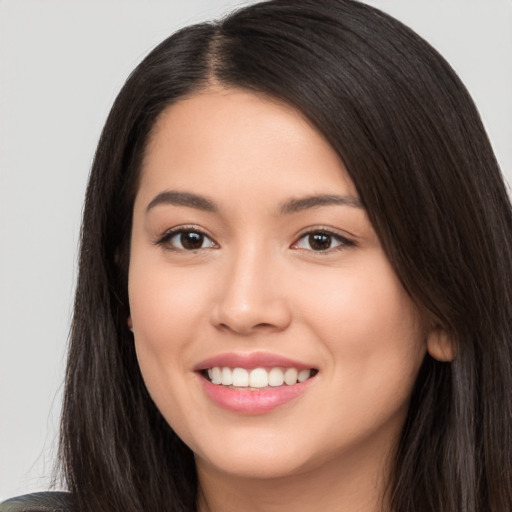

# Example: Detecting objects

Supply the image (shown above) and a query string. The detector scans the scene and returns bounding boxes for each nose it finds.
[210,247,292,336]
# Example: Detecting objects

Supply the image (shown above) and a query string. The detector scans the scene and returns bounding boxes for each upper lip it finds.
[194,352,316,371]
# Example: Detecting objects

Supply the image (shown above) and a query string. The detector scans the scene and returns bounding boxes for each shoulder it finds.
[0,492,76,512]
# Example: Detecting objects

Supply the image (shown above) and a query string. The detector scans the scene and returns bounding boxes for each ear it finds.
[127,316,134,332]
[426,327,456,362]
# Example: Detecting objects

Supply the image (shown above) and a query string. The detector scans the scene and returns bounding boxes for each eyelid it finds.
[290,226,356,252]
[153,225,219,250]
[152,224,355,253]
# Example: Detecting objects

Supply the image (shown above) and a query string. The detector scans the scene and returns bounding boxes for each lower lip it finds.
[198,374,315,414]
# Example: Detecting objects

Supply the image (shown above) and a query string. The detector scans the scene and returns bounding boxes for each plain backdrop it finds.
[1,0,511,500]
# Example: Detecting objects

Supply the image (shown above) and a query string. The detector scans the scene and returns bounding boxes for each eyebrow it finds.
[146,191,218,213]
[145,190,363,215]
[279,194,363,214]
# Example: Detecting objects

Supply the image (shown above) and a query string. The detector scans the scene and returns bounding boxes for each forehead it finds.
[137,87,358,206]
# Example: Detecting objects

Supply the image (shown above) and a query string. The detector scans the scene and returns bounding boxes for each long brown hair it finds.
[60,1,512,510]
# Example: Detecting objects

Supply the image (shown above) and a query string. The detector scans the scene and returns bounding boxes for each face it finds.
[128,88,429,481]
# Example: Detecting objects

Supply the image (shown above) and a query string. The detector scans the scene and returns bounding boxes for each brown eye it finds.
[180,231,204,250]
[293,230,352,252]
[163,229,217,251]
[308,233,333,251]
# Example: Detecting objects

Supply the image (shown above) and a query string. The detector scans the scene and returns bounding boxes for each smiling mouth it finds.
[202,367,319,389]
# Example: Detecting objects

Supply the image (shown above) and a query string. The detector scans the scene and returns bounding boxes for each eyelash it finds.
[154,226,356,253]
[291,228,356,254]
[154,226,218,251]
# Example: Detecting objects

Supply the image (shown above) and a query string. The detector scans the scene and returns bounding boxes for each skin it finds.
[128,88,446,512]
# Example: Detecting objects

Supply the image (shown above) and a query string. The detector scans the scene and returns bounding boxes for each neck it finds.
[196,441,395,512]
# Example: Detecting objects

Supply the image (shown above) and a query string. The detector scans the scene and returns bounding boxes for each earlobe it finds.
[426,327,456,362]
[127,316,134,332]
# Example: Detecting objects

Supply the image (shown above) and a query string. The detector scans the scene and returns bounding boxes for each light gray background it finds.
[1,0,511,500]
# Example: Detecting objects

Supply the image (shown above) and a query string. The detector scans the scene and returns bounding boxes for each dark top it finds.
[0,493,75,512]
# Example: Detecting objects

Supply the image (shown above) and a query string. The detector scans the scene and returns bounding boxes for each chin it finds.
[191,430,326,480]
[197,451,313,480]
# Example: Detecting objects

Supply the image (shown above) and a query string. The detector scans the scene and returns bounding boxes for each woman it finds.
[3,0,511,511]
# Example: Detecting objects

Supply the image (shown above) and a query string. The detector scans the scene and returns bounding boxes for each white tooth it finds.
[284,368,298,385]
[211,367,222,385]
[298,369,311,382]
[207,368,213,380]
[221,367,233,385]
[249,368,269,388]
[268,368,285,387]
[232,367,249,387]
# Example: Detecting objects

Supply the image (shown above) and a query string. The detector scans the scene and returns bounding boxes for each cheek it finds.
[286,257,426,455]
[129,255,213,345]
[127,257,212,419]
[317,252,421,341]
[129,266,213,453]
[296,252,426,400]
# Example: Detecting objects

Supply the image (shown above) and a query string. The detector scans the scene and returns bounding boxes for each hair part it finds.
[59,1,512,511]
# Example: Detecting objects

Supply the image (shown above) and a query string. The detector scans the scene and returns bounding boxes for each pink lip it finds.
[198,375,315,414]
[194,351,314,371]
[194,352,318,414]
